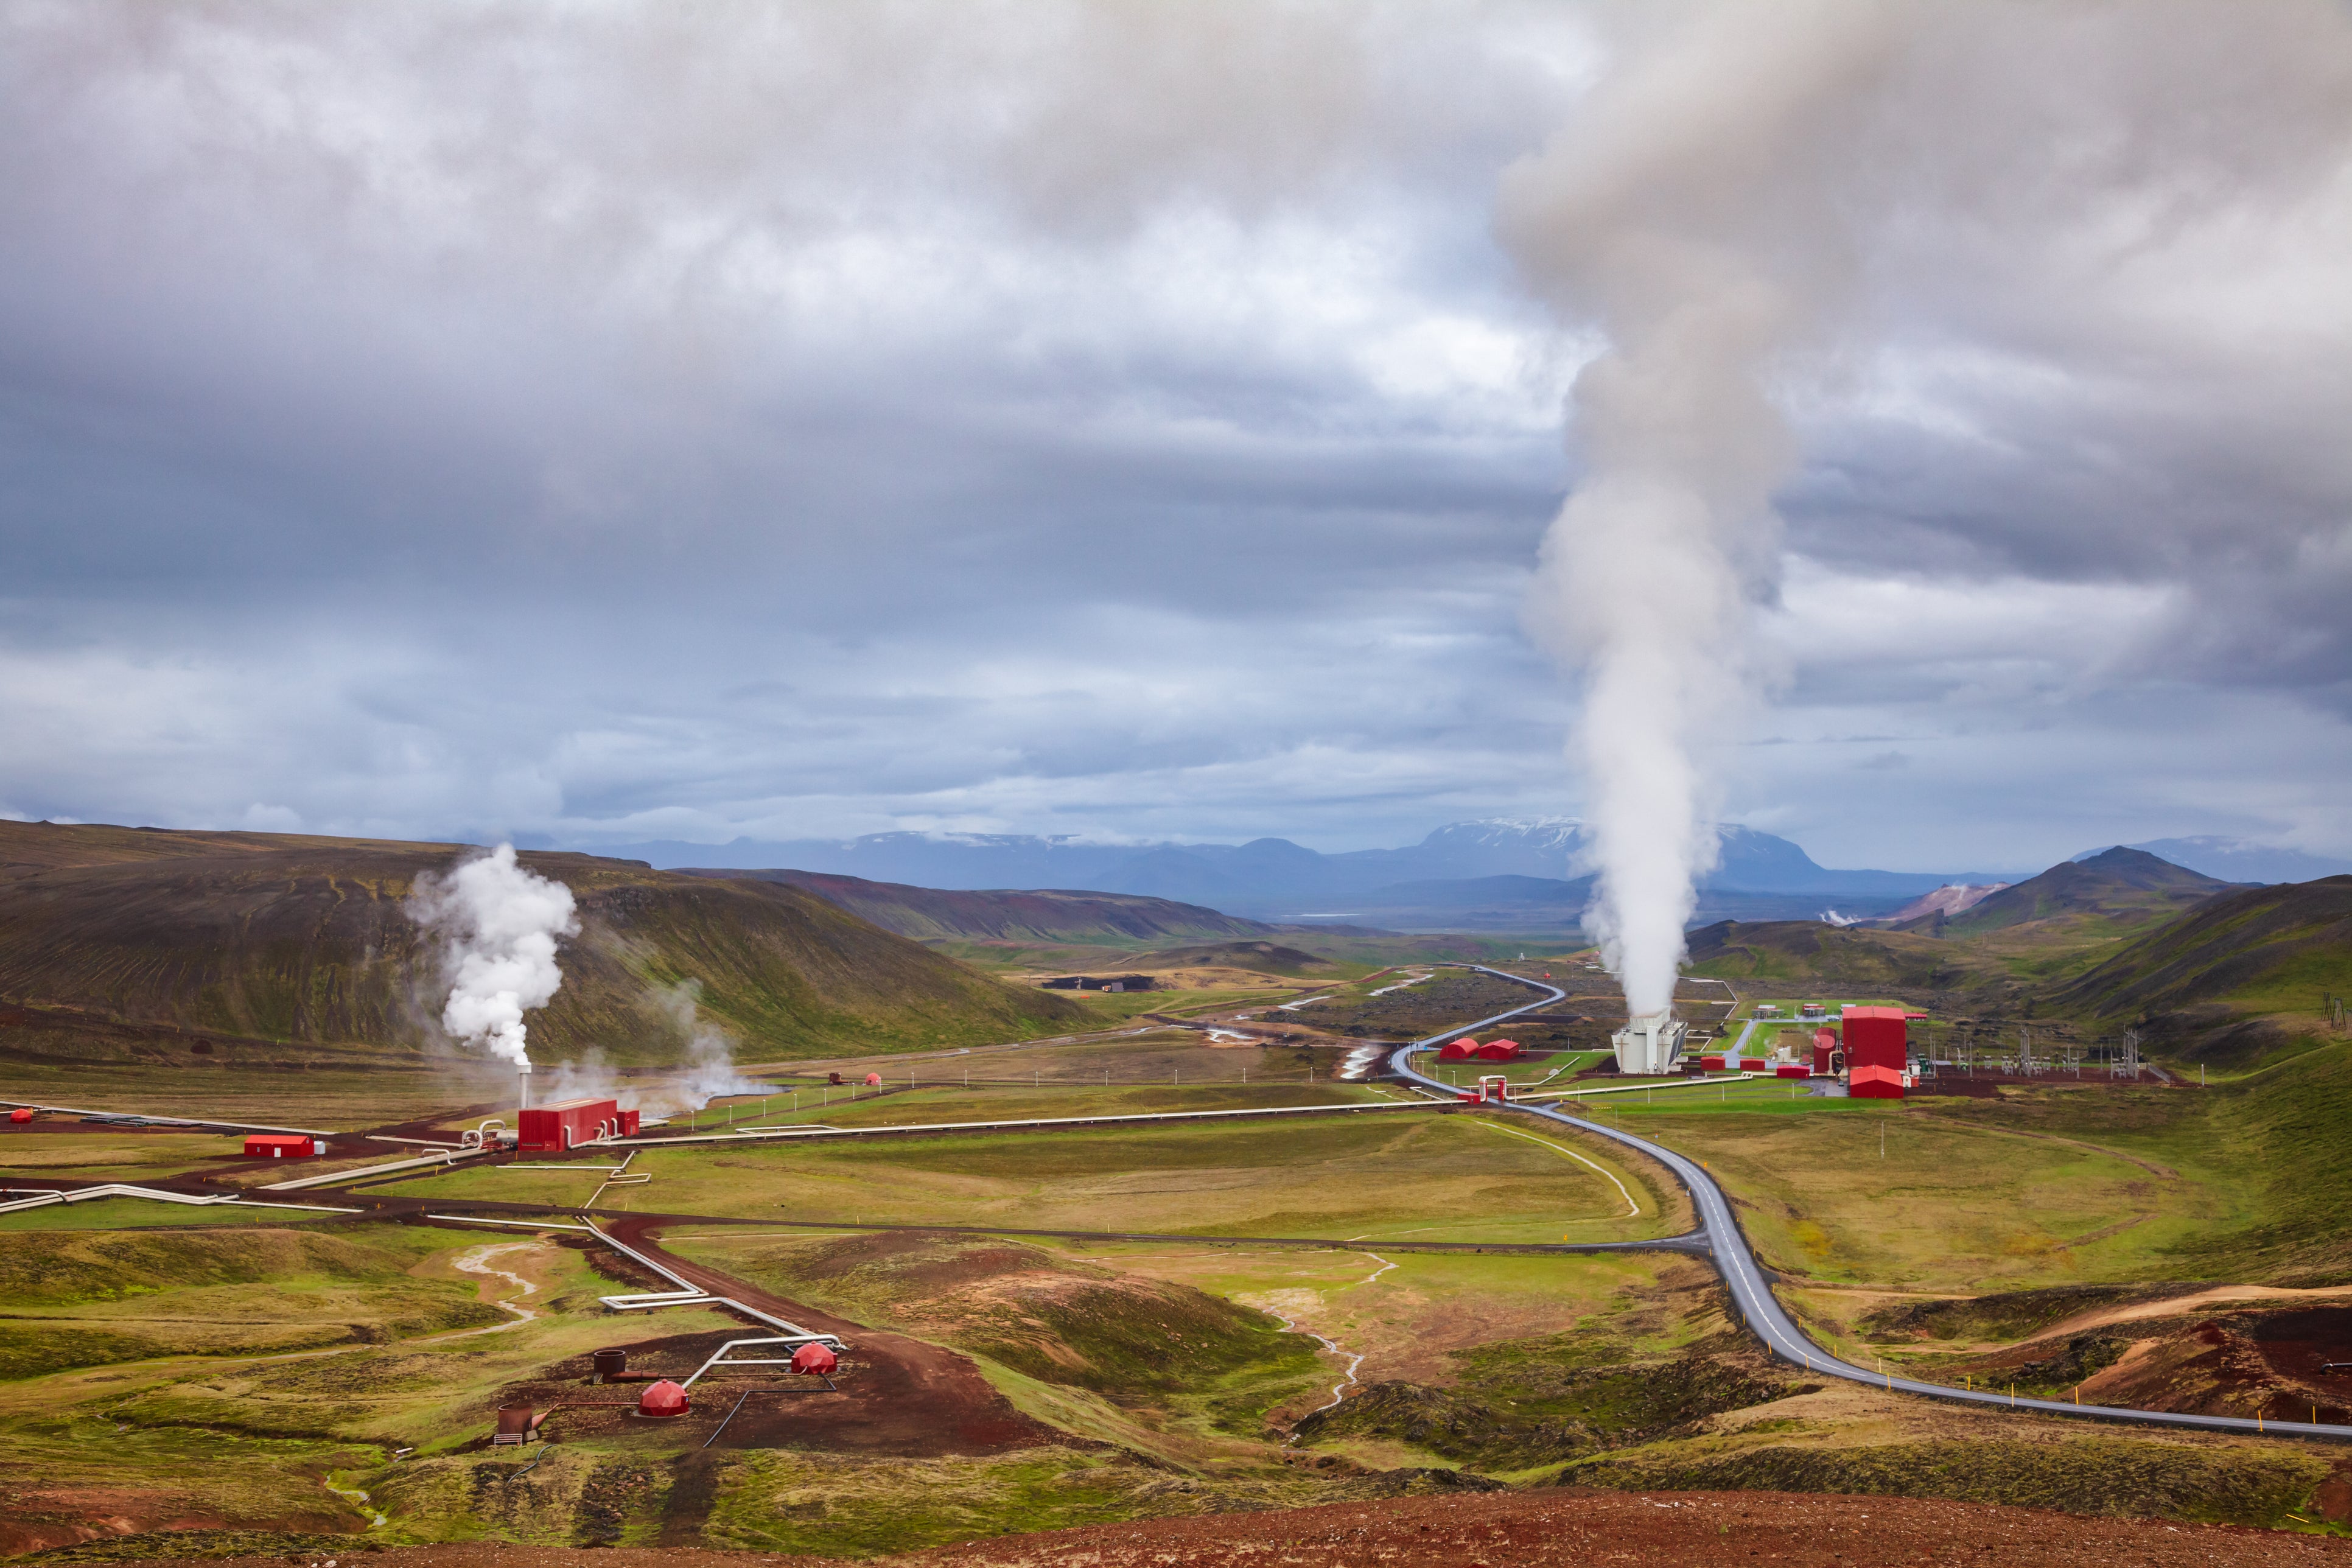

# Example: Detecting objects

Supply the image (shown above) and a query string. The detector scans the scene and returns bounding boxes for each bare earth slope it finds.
[688,867,1276,943]
[0,823,1088,1066]
[96,1491,2352,1568]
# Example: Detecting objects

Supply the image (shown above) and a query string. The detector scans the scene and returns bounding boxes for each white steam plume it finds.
[539,979,769,1118]
[407,844,580,1065]
[1499,0,2352,1020]
[1501,2,1897,1018]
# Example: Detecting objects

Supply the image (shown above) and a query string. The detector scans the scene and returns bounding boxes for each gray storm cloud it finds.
[1,3,2350,867]
[1499,0,2352,1014]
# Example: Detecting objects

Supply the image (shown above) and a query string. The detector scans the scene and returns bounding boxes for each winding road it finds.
[1388,965,2352,1444]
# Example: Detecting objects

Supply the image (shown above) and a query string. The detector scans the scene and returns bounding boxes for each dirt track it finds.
[593,1216,1061,1457]
[127,1491,2352,1568]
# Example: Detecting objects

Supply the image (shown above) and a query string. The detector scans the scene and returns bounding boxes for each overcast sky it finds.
[4,1,2350,874]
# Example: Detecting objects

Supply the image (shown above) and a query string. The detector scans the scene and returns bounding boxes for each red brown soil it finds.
[587,1216,1063,1457]
[125,1491,2352,1568]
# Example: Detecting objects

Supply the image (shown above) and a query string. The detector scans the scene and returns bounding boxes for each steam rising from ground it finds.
[407,844,579,1065]
[1499,0,2352,1018]
[1503,2,1888,1016]
[539,979,770,1119]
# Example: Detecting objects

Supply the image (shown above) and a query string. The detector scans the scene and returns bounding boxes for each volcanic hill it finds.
[688,867,1276,945]
[2046,873,2352,1066]
[1931,847,2242,939]
[0,821,1090,1068]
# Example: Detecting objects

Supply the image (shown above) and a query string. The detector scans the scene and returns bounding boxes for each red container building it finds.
[517,1096,621,1153]
[1843,1006,1909,1099]
[1437,1038,1479,1061]
[1472,1038,1524,1060]
[243,1133,324,1158]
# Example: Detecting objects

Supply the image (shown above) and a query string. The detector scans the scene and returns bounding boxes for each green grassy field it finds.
[382,1110,1683,1245]
[671,1079,1384,1134]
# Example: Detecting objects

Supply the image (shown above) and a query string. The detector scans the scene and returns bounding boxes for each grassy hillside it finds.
[690,868,1275,943]
[0,822,1088,1066]
[1127,939,1334,974]
[2043,876,2352,1067]
[1683,920,1995,990]
[1939,847,2241,940]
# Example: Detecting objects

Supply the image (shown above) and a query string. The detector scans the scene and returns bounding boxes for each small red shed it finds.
[1472,1038,1523,1061]
[1437,1038,1479,1061]
[791,1342,839,1376]
[243,1134,324,1158]
[517,1097,619,1153]
[1850,1063,1906,1099]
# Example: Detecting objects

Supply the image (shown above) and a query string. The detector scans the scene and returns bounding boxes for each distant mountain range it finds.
[590,818,2013,925]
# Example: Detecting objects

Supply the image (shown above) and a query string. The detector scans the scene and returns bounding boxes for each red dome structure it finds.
[790,1341,838,1376]
[863,1072,882,1087]
[636,1379,690,1418]
[1436,1038,1479,1061]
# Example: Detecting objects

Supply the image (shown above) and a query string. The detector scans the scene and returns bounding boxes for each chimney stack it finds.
[517,1061,533,1112]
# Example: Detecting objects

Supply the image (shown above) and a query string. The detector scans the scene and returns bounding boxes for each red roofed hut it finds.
[1472,1038,1524,1060]
[1437,1038,1479,1061]
[243,1133,323,1158]
[1850,1063,1906,1099]
[791,1342,839,1376]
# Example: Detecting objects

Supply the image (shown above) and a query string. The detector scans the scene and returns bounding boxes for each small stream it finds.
[1242,1252,1399,1441]
[325,1474,387,1529]
[426,1241,544,1340]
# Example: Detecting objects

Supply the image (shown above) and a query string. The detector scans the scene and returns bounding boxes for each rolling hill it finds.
[1127,940,1335,974]
[0,822,1090,1067]
[684,868,1276,945]
[1683,920,1995,991]
[2043,875,2352,1066]
[1935,847,2241,939]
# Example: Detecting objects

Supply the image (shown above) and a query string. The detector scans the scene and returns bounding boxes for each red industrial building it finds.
[1472,1038,1524,1061]
[516,1097,638,1153]
[1437,1037,1480,1061]
[243,1133,326,1158]
[1843,1005,1909,1099]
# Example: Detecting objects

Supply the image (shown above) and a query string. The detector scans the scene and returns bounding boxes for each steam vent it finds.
[1612,1010,1687,1076]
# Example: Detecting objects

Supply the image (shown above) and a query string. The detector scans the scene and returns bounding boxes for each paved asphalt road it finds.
[1390,964,2352,1445]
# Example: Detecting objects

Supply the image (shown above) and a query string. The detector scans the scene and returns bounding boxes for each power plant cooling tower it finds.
[1612,1010,1687,1076]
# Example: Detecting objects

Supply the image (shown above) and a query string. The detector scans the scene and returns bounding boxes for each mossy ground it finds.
[384,1110,1673,1246]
